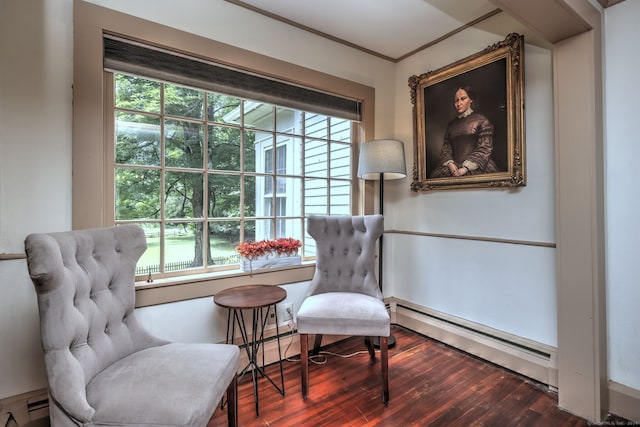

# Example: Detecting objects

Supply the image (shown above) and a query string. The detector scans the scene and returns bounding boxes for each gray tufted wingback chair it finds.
[296,215,390,404]
[24,225,240,427]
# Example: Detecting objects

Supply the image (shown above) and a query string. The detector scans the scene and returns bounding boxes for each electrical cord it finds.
[281,307,380,365]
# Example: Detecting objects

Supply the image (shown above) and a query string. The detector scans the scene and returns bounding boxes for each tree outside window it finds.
[113,73,353,277]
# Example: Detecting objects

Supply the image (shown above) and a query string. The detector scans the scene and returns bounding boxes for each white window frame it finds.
[109,76,355,279]
[73,1,376,306]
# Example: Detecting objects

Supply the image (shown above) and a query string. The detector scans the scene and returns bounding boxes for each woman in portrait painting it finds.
[430,85,499,178]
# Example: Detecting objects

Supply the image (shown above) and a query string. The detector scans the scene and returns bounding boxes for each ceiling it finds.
[225,0,624,61]
[224,0,540,62]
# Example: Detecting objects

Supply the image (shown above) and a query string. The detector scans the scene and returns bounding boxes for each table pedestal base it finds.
[215,284,287,417]
[226,305,285,417]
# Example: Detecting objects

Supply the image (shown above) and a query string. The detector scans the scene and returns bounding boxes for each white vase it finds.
[240,252,301,272]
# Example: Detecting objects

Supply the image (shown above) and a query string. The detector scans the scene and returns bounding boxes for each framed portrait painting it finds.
[409,33,525,192]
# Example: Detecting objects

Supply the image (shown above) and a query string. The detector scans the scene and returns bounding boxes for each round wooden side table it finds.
[214,284,287,417]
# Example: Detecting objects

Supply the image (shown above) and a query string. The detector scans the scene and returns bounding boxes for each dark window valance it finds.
[103,35,362,121]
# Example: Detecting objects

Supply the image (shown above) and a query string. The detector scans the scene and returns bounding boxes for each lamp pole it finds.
[374,172,396,348]
[378,171,385,292]
[357,139,406,350]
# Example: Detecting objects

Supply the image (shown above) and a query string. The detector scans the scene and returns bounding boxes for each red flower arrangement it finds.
[236,237,301,260]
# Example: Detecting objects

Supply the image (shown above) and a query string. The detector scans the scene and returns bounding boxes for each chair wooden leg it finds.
[226,374,238,427]
[380,336,389,404]
[301,333,309,400]
[312,333,323,355]
[365,336,375,359]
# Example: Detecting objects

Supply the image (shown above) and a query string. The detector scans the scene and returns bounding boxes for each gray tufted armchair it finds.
[296,215,390,403]
[24,225,240,427]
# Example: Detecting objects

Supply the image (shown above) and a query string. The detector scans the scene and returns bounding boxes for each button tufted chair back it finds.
[25,225,239,426]
[297,215,390,404]
[306,214,383,298]
[26,226,164,391]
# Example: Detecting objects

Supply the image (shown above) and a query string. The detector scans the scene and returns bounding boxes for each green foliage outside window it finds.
[113,72,351,277]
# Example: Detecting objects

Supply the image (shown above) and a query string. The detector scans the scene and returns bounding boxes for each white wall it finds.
[0,0,73,399]
[2,0,638,406]
[604,0,640,391]
[0,0,395,400]
[136,282,310,343]
[389,24,557,345]
[94,2,559,351]
[83,0,397,136]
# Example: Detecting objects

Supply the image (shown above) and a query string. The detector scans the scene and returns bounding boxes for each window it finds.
[73,4,375,299]
[112,73,355,278]
[263,145,287,237]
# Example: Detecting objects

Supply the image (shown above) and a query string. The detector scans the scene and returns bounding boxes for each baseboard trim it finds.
[389,297,559,388]
[0,389,48,427]
[609,380,640,423]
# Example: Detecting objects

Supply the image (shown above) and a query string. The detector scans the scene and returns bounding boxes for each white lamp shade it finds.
[357,139,407,180]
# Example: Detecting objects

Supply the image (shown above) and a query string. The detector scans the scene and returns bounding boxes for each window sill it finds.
[134,262,315,308]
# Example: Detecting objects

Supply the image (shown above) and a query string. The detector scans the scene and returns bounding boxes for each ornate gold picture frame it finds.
[409,33,525,192]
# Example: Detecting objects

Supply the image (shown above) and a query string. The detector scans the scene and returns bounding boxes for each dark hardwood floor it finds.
[209,325,630,426]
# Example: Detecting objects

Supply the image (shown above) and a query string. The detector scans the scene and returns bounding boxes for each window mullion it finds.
[202,92,210,268]
[159,82,167,274]
[239,99,246,243]
[112,73,354,278]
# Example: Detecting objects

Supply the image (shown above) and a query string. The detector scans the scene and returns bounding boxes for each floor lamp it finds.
[357,139,407,348]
